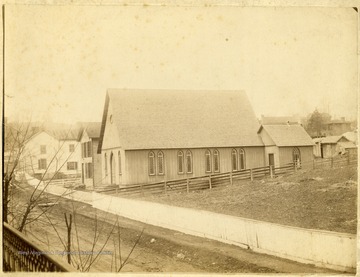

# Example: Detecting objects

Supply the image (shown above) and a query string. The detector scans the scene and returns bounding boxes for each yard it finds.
[127,165,357,234]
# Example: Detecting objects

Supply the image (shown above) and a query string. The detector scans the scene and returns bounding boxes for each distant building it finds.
[313,135,357,158]
[323,118,352,136]
[257,124,314,168]
[79,123,102,189]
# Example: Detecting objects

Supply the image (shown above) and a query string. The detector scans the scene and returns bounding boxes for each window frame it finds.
[118,151,122,175]
[213,149,220,173]
[239,148,246,170]
[69,144,75,153]
[40,145,46,154]
[67,161,78,171]
[148,151,156,176]
[157,151,165,175]
[38,159,47,170]
[231,148,238,172]
[186,150,193,174]
[177,151,184,174]
[205,149,212,173]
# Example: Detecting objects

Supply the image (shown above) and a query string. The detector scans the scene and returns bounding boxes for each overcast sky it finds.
[5,5,358,123]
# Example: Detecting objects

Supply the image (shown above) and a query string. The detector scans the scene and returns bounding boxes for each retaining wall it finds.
[25,174,356,272]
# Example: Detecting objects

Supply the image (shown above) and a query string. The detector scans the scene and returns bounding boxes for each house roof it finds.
[258,125,314,147]
[81,122,102,139]
[319,136,343,144]
[98,89,264,151]
[342,131,357,143]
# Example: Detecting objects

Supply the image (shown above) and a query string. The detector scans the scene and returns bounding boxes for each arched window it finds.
[110,152,116,185]
[148,151,155,176]
[213,149,220,173]
[205,149,211,173]
[293,147,301,167]
[239,148,246,170]
[177,151,184,174]
[104,153,108,176]
[157,151,164,175]
[118,151,121,175]
[186,150,193,174]
[231,149,238,171]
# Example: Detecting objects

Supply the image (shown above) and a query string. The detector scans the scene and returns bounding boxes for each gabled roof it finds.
[319,136,344,144]
[338,141,357,149]
[258,125,314,147]
[98,89,264,152]
[342,131,357,143]
[80,122,101,139]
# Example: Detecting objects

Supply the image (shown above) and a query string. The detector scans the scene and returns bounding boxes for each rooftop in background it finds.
[260,115,301,125]
[82,122,102,139]
[258,124,314,147]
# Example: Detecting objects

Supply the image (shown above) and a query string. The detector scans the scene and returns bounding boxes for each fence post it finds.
[331,157,333,168]
[186,178,189,193]
[294,162,297,172]
[141,184,144,196]
[270,165,273,178]
[164,181,167,193]
[209,175,212,190]
[230,171,233,185]
[250,169,253,181]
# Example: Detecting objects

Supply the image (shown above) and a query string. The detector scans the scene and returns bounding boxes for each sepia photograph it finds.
[2,1,358,274]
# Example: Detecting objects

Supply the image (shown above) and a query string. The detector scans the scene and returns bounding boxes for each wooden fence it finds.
[106,163,295,196]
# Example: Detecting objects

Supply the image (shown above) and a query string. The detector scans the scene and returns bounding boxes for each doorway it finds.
[268,153,275,167]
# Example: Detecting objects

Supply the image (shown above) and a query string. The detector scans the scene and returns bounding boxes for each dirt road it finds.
[12,181,341,273]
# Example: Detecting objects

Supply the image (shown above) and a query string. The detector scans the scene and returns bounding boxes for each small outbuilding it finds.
[257,124,314,168]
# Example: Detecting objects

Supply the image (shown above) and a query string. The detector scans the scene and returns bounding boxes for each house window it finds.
[231,149,238,171]
[104,153,108,176]
[87,141,92,157]
[205,149,211,173]
[67,162,78,170]
[293,147,301,167]
[110,152,116,185]
[81,143,85,158]
[69,144,75,153]
[40,145,46,154]
[186,150,193,174]
[118,151,122,175]
[177,151,184,174]
[213,149,220,172]
[149,151,155,176]
[38,159,47,170]
[157,151,164,175]
[239,148,246,170]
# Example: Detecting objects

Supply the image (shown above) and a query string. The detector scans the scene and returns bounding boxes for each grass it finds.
[130,165,357,234]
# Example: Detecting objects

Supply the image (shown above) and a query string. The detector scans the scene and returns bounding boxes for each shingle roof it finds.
[258,125,314,147]
[319,136,343,144]
[99,89,264,151]
[85,122,101,138]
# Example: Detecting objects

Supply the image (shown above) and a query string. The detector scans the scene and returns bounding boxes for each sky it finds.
[4,5,358,124]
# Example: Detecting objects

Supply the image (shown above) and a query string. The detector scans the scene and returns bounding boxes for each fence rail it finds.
[3,222,75,272]
[103,153,357,197]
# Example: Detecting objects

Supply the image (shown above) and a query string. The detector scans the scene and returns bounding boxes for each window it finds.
[177,151,184,174]
[118,151,122,175]
[231,149,238,171]
[69,144,75,153]
[239,148,246,170]
[87,141,92,157]
[213,149,220,172]
[149,151,155,176]
[186,150,193,174]
[38,159,47,170]
[205,149,211,173]
[110,152,116,184]
[157,151,164,175]
[40,145,46,154]
[293,147,301,167]
[104,153,108,176]
[67,162,78,170]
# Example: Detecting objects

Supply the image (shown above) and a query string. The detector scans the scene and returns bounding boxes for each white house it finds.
[22,129,81,180]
